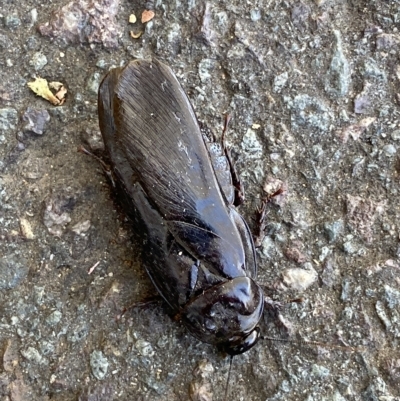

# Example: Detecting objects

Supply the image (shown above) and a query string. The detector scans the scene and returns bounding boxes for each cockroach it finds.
[97,58,277,356]
[93,59,361,400]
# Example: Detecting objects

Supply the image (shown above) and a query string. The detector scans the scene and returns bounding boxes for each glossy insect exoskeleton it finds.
[98,59,265,355]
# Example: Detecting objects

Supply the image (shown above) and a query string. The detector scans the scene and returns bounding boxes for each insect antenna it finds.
[223,355,234,401]
[78,145,116,187]
[260,335,365,353]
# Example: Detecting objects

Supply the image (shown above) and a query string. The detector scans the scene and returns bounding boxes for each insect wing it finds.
[105,59,249,278]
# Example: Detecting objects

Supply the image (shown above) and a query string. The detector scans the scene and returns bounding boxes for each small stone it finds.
[323,220,344,242]
[46,310,62,326]
[0,108,18,134]
[43,193,74,236]
[22,107,50,135]
[29,52,48,71]
[343,239,358,254]
[391,129,400,140]
[90,350,109,380]
[40,341,55,356]
[0,254,29,290]
[354,94,371,114]
[273,71,288,93]
[321,259,339,288]
[376,33,398,50]
[325,30,351,97]
[71,220,91,235]
[19,218,35,239]
[82,128,105,152]
[198,59,217,83]
[21,347,45,365]
[240,129,263,159]
[287,94,332,132]
[129,14,137,24]
[96,59,107,69]
[5,13,21,29]
[341,278,352,302]
[291,2,310,28]
[281,264,317,292]
[167,23,181,44]
[250,9,261,22]
[130,31,142,39]
[38,0,120,48]
[135,340,154,357]
[332,390,347,401]
[311,364,330,378]
[87,72,101,94]
[382,144,396,156]
[384,285,400,309]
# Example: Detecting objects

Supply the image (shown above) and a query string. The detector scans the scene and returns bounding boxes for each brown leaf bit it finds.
[346,195,386,243]
[49,81,67,104]
[141,9,155,23]
[337,117,376,143]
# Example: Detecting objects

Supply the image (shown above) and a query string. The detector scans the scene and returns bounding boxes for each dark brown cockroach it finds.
[97,59,280,355]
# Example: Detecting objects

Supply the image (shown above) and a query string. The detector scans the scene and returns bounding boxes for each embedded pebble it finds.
[382,144,396,156]
[375,301,391,329]
[311,364,330,378]
[38,0,120,48]
[46,310,62,326]
[71,220,91,235]
[19,218,35,239]
[281,264,317,292]
[0,108,18,134]
[29,52,48,71]
[384,285,400,309]
[198,59,217,83]
[240,129,263,159]
[250,9,262,22]
[90,350,109,380]
[5,13,21,29]
[273,71,288,93]
[391,129,400,140]
[21,347,46,365]
[87,72,102,94]
[43,193,74,236]
[0,254,29,290]
[82,128,105,151]
[286,94,332,132]
[135,339,154,357]
[323,220,344,242]
[325,30,351,97]
[22,107,50,135]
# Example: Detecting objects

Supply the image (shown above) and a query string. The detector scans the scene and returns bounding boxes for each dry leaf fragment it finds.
[129,14,137,24]
[28,78,59,105]
[49,82,67,104]
[141,10,155,23]
[28,78,67,106]
[130,31,143,39]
